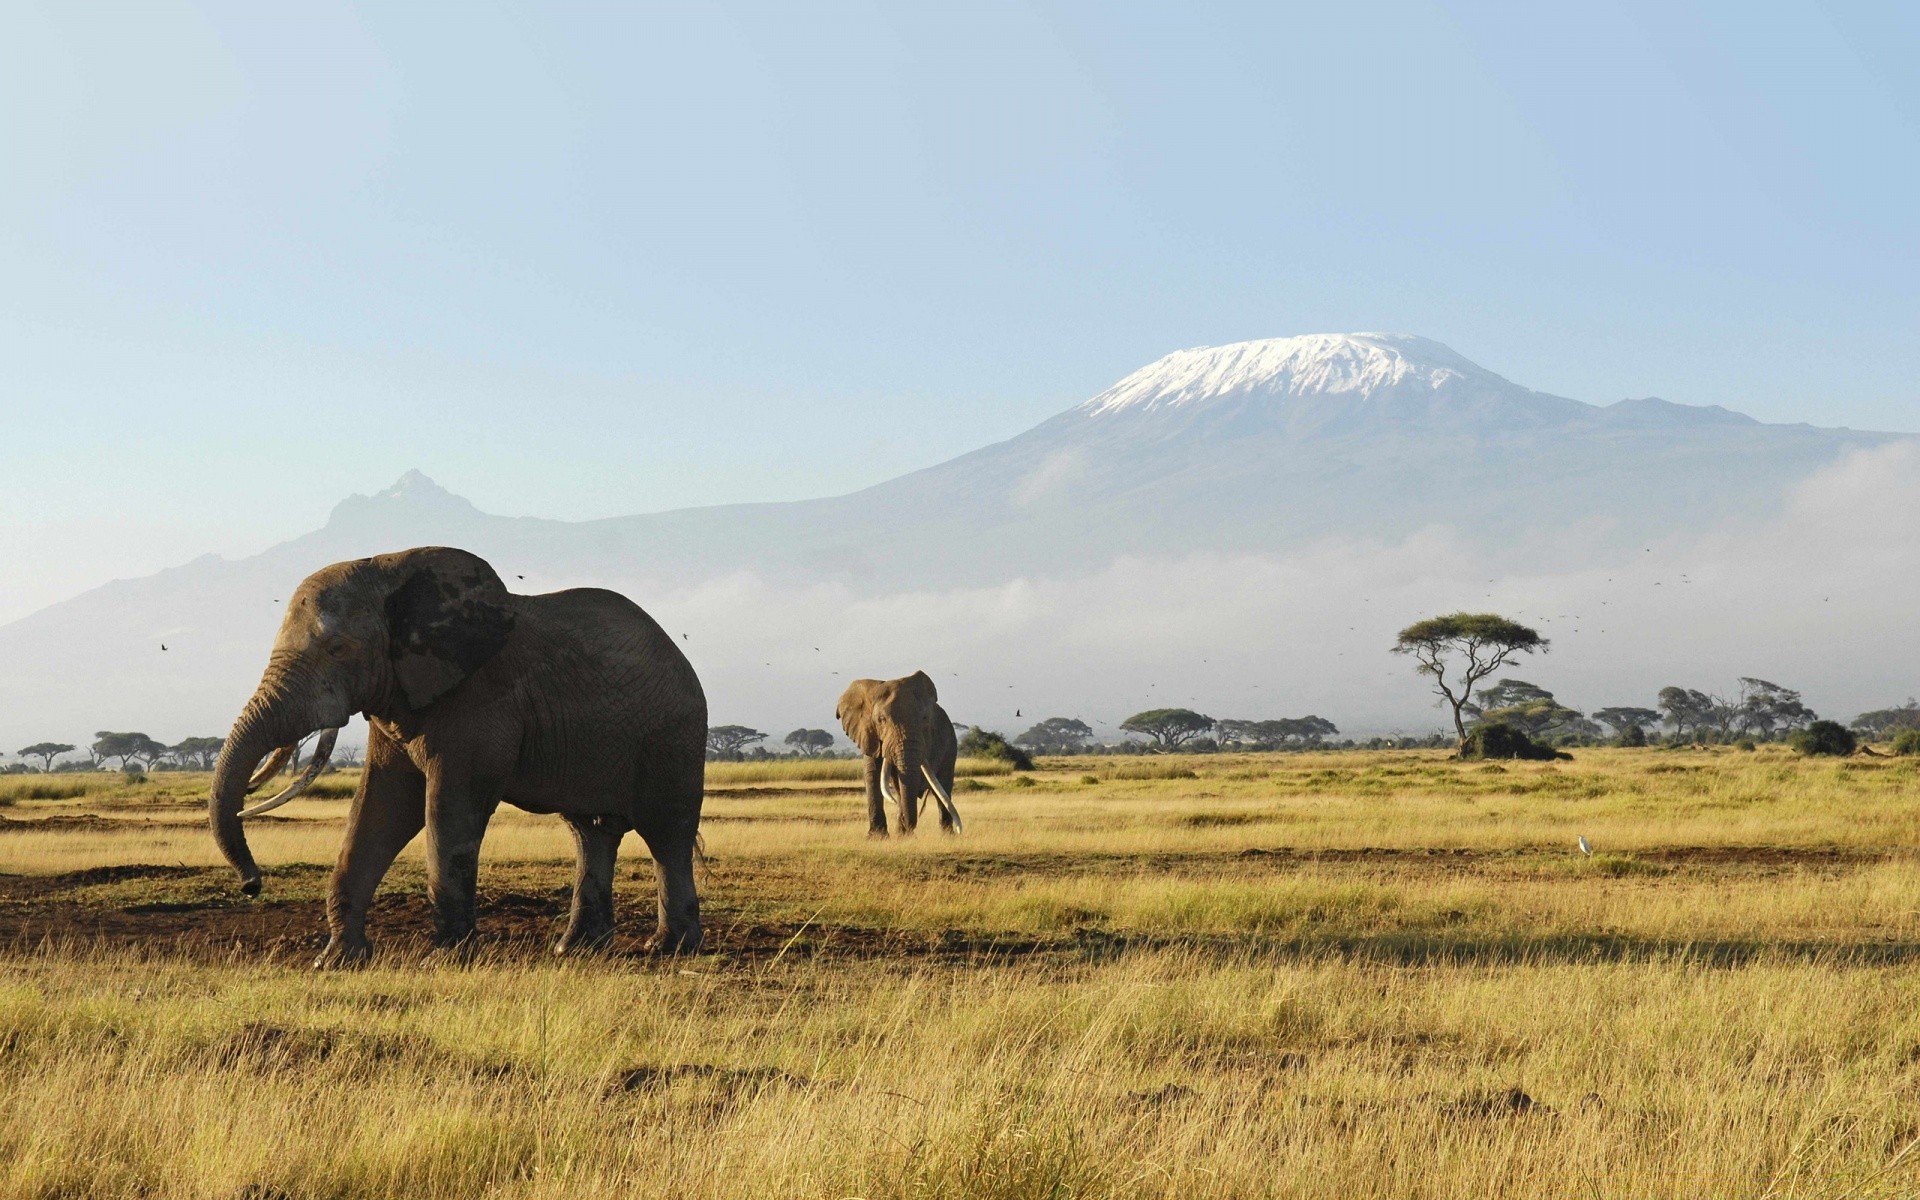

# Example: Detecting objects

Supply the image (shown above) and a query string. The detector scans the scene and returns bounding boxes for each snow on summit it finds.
[1078,333,1509,416]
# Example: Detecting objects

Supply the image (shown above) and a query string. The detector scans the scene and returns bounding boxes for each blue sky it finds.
[2,1,1916,620]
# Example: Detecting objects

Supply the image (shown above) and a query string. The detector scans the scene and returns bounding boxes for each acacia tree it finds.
[1854,700,1920,739]
[783,728,835,756]
[1393,614,1548,749]
[169,737,226,770]
[1470,680,1598,742]
[1216,717,1338,750]
[1014,717,1094,754]
[1657,687,1730,741]
[1592,707,1662,738]
[706,725,767,759]
[91,731,167,770]
[17,743,75,772]
[1119,708,1214,752]
[1733,678,1815,740]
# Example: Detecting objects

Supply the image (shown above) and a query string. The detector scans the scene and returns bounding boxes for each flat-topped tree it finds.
[17,742,75,772]
[1015,717,1094,754]
[169,737,226,770]
[1119,708,1215,752]
[91,731,167,770]
[1393,614,1548,750]
[783,728,834,756]
[705,726,767,759]
[1592,707,1662,738]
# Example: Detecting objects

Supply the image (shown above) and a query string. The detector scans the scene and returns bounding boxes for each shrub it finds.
[1617,724,1648,748]
[1790,720,1857,757]
[957,728,1034,771]
[1460,722,1567,762]
[1734,739,1757,752]
[1892,729,1920,757]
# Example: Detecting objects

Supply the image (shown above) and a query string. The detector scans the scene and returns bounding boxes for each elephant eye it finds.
[323,635,352,659]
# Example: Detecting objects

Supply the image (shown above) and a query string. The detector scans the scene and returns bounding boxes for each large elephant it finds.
[209,546,706,965]
[835,671,961,837]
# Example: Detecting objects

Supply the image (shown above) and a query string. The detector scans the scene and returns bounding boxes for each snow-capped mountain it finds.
[1079,333,1581,426]
[0,334,1904,740]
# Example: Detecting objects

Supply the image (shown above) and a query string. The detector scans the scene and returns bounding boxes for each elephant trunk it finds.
[209,658,323,896]
[884,731,928,828]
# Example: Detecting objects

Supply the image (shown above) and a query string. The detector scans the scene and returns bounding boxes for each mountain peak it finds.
[376,468,454,500]
[325,470,483,531]
[1078,333,1521,417]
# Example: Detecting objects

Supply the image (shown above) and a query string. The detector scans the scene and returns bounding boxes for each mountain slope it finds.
[0,333,1902,739]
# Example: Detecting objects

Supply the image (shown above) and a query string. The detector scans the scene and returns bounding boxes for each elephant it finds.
[835,671,961,837]
[208,546,707,965]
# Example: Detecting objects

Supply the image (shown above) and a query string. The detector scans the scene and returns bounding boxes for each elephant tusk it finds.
[239,728,340,819]
[920,764,962,833]
[879,766,917,825]
[245,745,296,794]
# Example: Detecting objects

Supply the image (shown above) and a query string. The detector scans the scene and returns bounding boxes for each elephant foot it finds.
[643,925,704,956]
[313,935,373,970]
[428,928,481,965]
[554,925,615,956]
[867,828,889,840]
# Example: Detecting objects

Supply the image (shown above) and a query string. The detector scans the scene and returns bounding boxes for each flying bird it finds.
[1577,835,1592,858]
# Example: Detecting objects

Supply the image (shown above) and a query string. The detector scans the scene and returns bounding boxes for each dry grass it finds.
[5,748,1920,1197]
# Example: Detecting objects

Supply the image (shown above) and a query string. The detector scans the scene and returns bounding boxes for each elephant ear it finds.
[383,548,517,710]
[836,681,883,756]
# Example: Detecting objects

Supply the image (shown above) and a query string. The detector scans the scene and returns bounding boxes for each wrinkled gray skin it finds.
[209,546,706,966]
[835,671,958,836]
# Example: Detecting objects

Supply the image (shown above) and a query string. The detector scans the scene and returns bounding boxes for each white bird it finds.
[1577,835,1592,858]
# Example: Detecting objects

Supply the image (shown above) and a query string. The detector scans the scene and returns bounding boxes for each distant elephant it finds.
[208,546,706,965]
[835,671,961,836]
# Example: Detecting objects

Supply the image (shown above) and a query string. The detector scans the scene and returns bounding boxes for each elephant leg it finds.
[423,772,501,950]
[319,749,425,969]
[557,813,626,954]
[865,755,888,838]
[638,829,702,953]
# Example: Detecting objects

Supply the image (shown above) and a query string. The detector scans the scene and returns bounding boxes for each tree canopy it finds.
[1392,613,1547,747]
[169,737,226,770]
[705,726,767,758]
[16,743,74,771]
[91,731,166,770]
[1592,707,1662,736]
[1468,679,1596,743]
[782,728,835,755]
[1732,678,1816,740]
[1014,717,1094,754]
[1657,687,1730,741]
[1659,680,1816,743]
[1215,717,1338,750]
[1852,700,1920,738]
[1119,708,1215,752]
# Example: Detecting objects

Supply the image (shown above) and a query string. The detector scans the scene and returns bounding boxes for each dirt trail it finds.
[0,844,1903,967]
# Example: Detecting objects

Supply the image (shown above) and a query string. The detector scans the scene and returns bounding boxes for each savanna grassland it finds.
[6,749,1920,1198]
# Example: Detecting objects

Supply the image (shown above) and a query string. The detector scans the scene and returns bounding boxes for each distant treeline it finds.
[0,731,361,775]
[13,683,1919,773]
